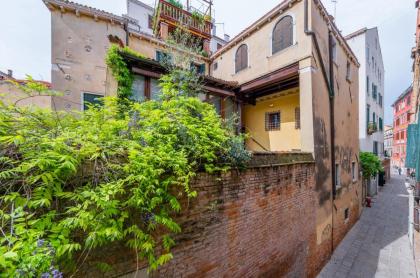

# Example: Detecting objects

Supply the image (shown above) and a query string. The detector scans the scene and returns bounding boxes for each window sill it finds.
[232,66,252,76]
[267,43,298,59]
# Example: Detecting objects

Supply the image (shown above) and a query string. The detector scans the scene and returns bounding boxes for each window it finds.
[373,112,376,123]
[213,62,218,71]
[191,63,206,74]
[156,50,172,64]
[295,107,300,129]
[148,14,153,29]
[373,141,378,155]
[372,84,377,100]
[132,74,162,102]
[272,15,293,54]
[265,111,281,131]
[332,40,337,63]
[150,78,161,100]
[344,208,349,221]
[379,94,383,107]
[82,92,103,111]
[346,61,351,81]
[379,117,383,131]
[366,105,370,129]
[352,162,357,182]
[366,76,370,95]
[235,44,248,73]
[335,164,341,188]
[132,75,147,102]
[208,94,222,115]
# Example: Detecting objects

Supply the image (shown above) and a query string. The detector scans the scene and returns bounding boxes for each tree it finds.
[360,152,384,180]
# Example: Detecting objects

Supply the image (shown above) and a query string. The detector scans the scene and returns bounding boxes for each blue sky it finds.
[0,0,416,124]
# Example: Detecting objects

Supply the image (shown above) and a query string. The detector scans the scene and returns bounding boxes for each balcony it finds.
[367,122,378,135]
[157,0,212,40]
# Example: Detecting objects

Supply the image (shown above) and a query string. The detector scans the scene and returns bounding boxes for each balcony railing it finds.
[158,0,212,39]
[367,122,378,135]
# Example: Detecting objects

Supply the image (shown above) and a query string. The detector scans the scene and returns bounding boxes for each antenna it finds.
[331,0,337,19]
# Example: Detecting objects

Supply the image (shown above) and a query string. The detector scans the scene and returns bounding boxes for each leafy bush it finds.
[0,72,250,276]
[360,152,383,179]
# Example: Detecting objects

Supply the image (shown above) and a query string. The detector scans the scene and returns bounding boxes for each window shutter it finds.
[295,107,300,129]
[272,16,293,54]
[235,44,248,73]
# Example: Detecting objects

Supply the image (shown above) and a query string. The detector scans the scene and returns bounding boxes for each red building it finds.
[392,86,413,169]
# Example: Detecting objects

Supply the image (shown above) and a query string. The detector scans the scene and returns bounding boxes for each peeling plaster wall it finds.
[310,0,362,264]
[50,10,126,111]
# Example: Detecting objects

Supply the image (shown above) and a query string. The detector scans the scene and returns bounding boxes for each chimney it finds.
[224,34,230,42]
[7,70,13,78]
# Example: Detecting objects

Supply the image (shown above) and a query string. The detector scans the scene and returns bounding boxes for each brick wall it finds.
[77,158,327,277]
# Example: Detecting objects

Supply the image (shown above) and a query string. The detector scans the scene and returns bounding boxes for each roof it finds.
[392,85,413,107]
[0,70,51,88]
[344,27,368,40]
[43,0,137,25]
[210,0,359,66]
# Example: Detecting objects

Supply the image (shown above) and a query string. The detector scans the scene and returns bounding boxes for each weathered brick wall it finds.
[79,160,324,278]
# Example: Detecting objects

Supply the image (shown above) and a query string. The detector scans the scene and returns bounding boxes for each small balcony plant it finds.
[367,122,378,135]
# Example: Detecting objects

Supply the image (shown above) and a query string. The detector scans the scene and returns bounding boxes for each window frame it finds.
[295,107,301,129]
[335,164,341,189]
[265,111,281,131]
[235,44,249,73]
[351,161,357,182]
[271,15,295,55]
[81,92,104,111]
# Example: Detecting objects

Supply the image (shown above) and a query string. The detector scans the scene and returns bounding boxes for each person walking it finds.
[398,167,402,176]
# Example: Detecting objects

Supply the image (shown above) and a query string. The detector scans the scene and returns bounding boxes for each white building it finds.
[346,27,385,196]
[346,27,385,157]
[384,125,393,159]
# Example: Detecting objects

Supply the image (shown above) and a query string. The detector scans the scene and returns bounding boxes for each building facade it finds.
[392,86,413,169]
[345,27,385,157]
[384,124,393,159]
[0,70,52,108]
[43,0,362,276]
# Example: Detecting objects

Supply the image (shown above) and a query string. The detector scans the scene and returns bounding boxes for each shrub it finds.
[360,152,383,179]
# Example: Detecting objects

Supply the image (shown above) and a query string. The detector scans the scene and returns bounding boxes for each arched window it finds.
[235,44,248,73]
[272,16,293,54]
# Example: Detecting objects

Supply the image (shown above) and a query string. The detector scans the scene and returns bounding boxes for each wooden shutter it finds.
[272,16,293,54]
[235,44,248,73]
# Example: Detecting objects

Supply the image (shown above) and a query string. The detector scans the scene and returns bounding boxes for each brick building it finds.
[392,86,413,169]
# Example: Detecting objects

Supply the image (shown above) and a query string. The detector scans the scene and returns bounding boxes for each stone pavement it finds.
[318,175,417,278]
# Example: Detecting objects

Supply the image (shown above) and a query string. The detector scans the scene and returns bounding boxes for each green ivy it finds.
[360,152,384,179]
[105,45,146,100]
[0,71,250,276]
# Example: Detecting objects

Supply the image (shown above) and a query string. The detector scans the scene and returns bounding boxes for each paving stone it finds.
[317,175,416,278]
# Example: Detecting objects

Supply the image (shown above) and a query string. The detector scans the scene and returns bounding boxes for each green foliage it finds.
[0,71,250,275]
[105,45,145,100]
[360,152,384,179]
[167,0,183,9]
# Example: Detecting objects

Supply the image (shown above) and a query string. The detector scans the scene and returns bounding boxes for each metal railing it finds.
[159,0,212,38]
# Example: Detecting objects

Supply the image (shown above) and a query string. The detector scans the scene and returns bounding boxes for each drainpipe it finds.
[304,0,336,253]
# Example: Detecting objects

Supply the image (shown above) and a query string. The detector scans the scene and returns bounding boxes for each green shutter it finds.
[406,123,419,169]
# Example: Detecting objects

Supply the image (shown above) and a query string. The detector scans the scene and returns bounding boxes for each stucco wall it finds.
[309,0,363,260]
[0,81,52,109]
[50,10,126,111]
[210,1,312,84]
[346,28,385,156]
[243,89,301,152]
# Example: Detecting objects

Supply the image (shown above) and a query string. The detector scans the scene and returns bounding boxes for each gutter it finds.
[304,0,336,254]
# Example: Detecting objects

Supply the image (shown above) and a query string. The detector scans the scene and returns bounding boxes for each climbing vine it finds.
[105,45,145,100]
[0,46,250,276]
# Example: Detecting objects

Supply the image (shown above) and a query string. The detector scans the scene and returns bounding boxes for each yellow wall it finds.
[244,89,301,152]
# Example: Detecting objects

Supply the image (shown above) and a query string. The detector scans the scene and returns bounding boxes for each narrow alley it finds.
[318,175,417,278]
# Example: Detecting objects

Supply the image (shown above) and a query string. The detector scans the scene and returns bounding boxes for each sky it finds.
[0,0,417,124]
